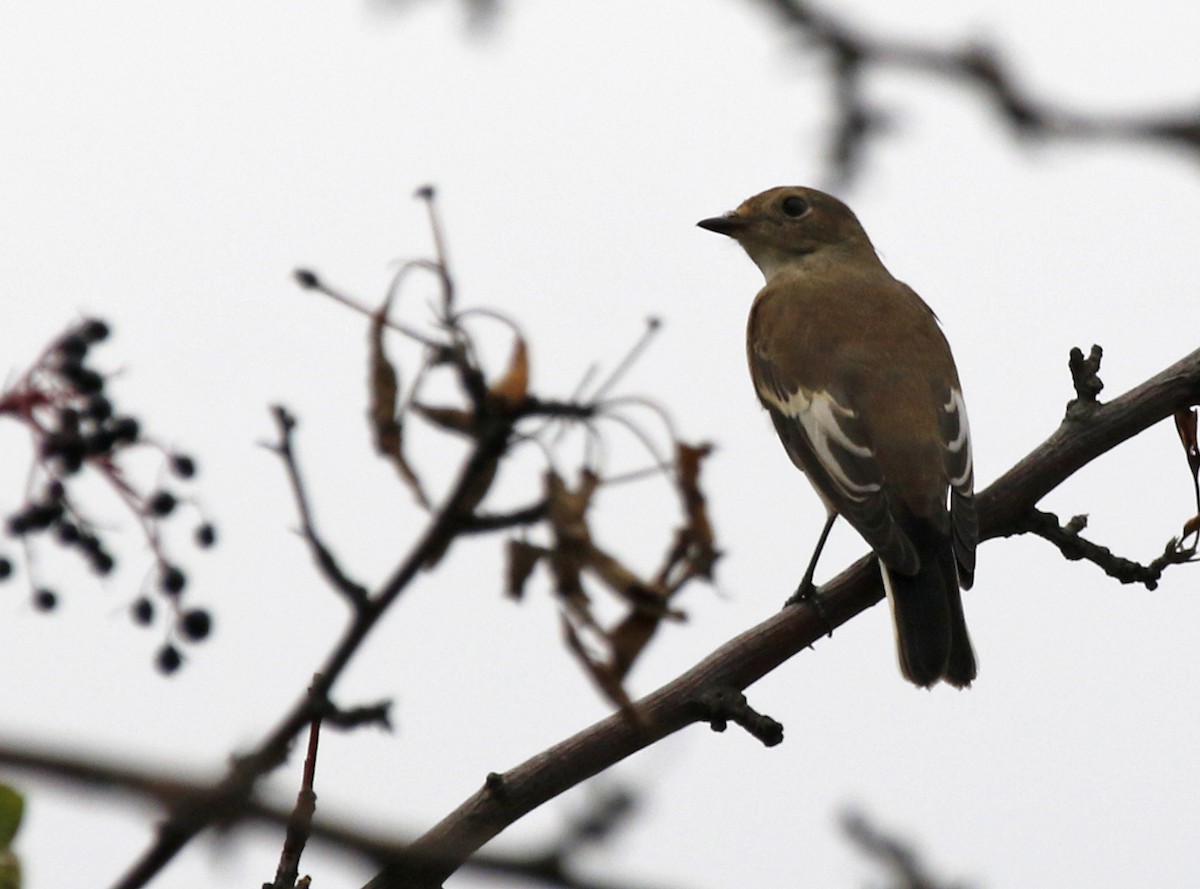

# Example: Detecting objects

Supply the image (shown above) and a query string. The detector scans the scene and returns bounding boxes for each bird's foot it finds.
[784,580,834,638]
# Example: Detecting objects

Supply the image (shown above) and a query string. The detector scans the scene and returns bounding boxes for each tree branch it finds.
[750,0,1200,184]
[107,400,521,889]
[11,339,1198,889]
[269,405,371,611]
[363,345,1200,889]
[1017,508,1196,589]
[0,741,681,889]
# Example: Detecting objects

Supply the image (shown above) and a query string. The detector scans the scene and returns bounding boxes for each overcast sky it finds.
[3,2,1200,888]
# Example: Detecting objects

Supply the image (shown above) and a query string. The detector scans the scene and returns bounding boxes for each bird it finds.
[697,186,977,688]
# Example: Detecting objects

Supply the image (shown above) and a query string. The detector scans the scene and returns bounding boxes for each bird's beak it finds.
[697,213,745,237]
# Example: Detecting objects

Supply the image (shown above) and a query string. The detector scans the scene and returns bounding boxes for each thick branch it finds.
[9,350,1198,889]
[364,346,1200,889]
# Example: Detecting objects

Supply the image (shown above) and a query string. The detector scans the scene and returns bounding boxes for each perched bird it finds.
[698,186,977,688]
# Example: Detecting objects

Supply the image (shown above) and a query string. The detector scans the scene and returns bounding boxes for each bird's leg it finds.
[784,512,837,636]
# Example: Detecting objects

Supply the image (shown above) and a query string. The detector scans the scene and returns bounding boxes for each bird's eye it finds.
[781,195,809,218]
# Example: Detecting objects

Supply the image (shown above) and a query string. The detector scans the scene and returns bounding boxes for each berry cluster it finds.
[0,318,216,674]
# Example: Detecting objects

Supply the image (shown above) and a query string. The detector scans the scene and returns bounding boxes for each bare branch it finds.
[749,0,1200,184]
[266,711,322,889]
[0,740,683,889]
[1018,509,1197,589]
[841,808,972,889]
[695,686,784,747]
[362,345,1200,889]
[268,406,371,611]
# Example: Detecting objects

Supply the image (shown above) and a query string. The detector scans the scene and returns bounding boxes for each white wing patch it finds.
[941,388,973,488]
[759,384,880,502]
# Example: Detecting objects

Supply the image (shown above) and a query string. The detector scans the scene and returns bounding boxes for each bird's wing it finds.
[940,385,977,588]
[751,352,920,575]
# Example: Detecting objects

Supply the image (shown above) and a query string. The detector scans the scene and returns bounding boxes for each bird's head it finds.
[697,186,876,281]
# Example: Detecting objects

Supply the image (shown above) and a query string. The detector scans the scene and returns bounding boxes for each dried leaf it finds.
[544,470,596,598]
[412,402,476,434]
[674,442,719,580]
[561,613,634,713]
[609,610,661,680]
[586,548,646,601]
[1174,408,1200,538]
[489,336,529,406]
[369,299,430,508]
[545,469,600,528]
[541,468,682,701]
[506,539,545,600]
[1175,408,1200,475]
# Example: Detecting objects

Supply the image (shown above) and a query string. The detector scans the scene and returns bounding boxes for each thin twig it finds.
[268,406,371,611]
[1020,508,1198,590]
[588,318,661,402]
[294,269,441,349]
[267,693,322,889]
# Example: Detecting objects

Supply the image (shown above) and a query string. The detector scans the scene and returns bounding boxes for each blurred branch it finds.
[841,809,971,889]
[375,0,1200,184]
[270,405,372,611]
[0,743,679,889]
[266,711,323,889]
[749,0,1200,184]
[363,344,1200,889]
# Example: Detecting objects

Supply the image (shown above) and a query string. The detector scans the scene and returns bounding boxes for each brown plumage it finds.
[699,186,977,688]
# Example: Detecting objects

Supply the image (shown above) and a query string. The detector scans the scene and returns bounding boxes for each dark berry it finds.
[44,432,87,471]
[160,565,186,595]
[178,608,212,641]
[62,365,104,394]
[26,502,63,530]
[58,407,81,434]
[148,491,176,517]
[58,335,88,361]
[45,480,65,501]
[33,588,57,611]
[0,558,12,580]
[294,268,320,289]
[131,597,154,625]
[57,522,80,544]
[59,451,84,475]
[195,523,217,548]
[156,644,183,674]
[6,513,30,536]
[79,319,110,343]
[84,429,116,455]
[111,417,140,444]
[170,454,196,479]
[91,550,115,575]
[85,395,112,422]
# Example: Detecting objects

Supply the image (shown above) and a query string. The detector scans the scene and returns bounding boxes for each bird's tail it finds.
[880,518,976,688]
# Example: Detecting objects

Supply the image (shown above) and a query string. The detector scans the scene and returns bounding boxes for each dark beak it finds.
[696,214,745,237]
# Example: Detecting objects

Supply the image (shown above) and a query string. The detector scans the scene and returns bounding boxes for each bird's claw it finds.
[784,581,834,638]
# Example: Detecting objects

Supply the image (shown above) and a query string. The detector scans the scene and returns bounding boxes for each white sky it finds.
[3,1,1200,887]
